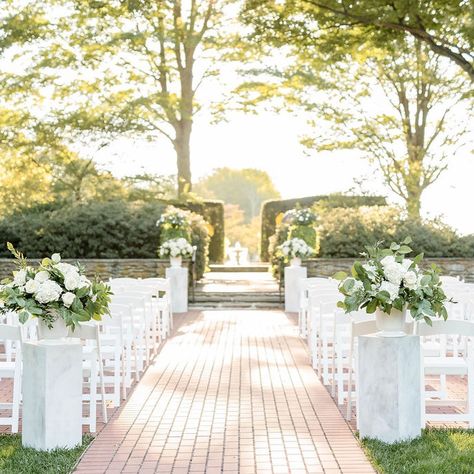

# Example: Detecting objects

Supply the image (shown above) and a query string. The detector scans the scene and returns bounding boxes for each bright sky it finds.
[97,107,474,236]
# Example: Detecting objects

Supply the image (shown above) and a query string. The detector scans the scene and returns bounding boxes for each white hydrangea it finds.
[35,271,50,283]
[379,281,400,302]
[279,238,313,259]
[35,280,62,304]
[160,238,194,258]
[25,279,40,294]
[13,269,27,287]
[383,262,406,285]
[61,292,76,308]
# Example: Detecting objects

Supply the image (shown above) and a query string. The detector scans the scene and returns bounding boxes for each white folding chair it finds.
[0,324,22,433]
[416,320,474,428]
[71,323,108,433]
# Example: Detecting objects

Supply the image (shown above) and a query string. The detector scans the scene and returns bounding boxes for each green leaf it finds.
[424,316,433,326]
[402,236,412,245]
[18,311,30,324]
[398,245,412,254]
[333,271,348,281]
[366,299,378,313]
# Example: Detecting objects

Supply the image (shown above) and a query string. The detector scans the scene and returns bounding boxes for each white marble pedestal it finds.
[22,339,82,450]
[284,265,307,313]
[166,266,188,313]
[358,335,421,443]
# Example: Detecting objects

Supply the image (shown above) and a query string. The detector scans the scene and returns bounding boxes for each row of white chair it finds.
[298,276,474,428]
[0,276,173,434]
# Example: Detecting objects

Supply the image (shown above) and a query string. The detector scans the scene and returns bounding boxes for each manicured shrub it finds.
[0,200,165,259]
[316,206,474,258]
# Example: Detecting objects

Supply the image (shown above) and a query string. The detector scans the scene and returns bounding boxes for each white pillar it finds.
[358,334,422,443]
[284,265,307,313]
[22,339,83,450]
[166,266,188,313]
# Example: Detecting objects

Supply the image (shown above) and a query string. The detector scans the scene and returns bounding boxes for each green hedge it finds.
[0,199,225,265]
[317,206,474,257]
[260,194,386,260]
[168,199,224,263]
[0,201,165,258]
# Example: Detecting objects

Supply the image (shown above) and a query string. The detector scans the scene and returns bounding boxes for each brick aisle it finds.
[75,310,374,474]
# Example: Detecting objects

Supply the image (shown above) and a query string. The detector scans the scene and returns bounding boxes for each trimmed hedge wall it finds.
[260,195,386,261]
[170,200,225,263]
[0,199,225,263]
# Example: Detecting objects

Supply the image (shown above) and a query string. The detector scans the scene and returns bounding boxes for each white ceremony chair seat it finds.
[0,324,22,433]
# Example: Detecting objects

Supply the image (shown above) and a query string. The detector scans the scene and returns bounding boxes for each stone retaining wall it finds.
[0,259,190,281]
[304,258,474,282]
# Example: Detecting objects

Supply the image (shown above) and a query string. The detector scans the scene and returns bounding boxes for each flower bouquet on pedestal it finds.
[159,238,194,267]
[278,238,314,267]
[0,243,112,338]
[334,238,451,336]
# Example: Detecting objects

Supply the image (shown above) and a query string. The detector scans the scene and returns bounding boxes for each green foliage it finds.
[289,225,318,251]
[157,206,210,280]
[317,206,474,258]
[261,194,386,260]
[0,201,166,259]
[362,428,474,474]
[189,213,211,281]
[195,168,280,221]
[0,434,92,474]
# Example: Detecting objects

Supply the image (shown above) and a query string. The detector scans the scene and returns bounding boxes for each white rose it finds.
[51,253,61,264]
[35,280,62,304]
[64,272,81,291]
[61,292,76,308]
[402,259,413,271]
[403,271,418,290]
[55,262,77,276]
[13,270,27,287]
[380,255,396,267]
[35,271,50,283]
[379,281,400,302]
[78,275,90,289]
[25,279,40,294]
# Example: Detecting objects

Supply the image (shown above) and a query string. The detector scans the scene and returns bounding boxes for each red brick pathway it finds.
[75,310,374,474]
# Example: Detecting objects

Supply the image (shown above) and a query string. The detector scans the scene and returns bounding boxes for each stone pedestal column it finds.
[166,266,188,313]
[284,265,307,313]
[358,334,421,443]
[22,339,82,450]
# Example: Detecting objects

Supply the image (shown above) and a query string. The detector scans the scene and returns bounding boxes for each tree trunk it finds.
[174,119,192,198]
[405,184,422,220]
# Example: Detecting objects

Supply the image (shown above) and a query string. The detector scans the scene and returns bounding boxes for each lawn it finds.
[362,428,474,474]
[0,434,92,474]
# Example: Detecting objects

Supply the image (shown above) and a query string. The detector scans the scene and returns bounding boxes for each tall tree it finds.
[195,167,281,220]
[38,0,239,197]
[244,0,474,81]
[240,2,472,219]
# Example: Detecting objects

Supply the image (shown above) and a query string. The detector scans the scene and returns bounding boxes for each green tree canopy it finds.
[195,168,280,221]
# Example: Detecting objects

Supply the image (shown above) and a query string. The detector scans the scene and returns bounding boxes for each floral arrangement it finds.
[278,238,314,259]
[159,238,194,258]
[334,238,450,323]
[293,208,317,226]
[157,207,190,230]
[0,244,112,329]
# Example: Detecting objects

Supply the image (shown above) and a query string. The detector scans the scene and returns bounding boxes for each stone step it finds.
[209,264,270,273]
[193,293,282,303]
[189,301,283,310]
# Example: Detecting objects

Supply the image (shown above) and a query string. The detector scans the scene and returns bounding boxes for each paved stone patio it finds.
[75,310,375,474]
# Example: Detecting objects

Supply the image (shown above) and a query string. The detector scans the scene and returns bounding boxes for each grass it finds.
[361,428,474,474]
[0,434,93,474]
